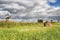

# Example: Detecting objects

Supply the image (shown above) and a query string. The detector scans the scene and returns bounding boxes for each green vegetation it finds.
[0,21,60,40]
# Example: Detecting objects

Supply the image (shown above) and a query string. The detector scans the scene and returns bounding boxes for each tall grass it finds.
[0,21,44,28]
[0,21,60,40]
[0,26,60,40]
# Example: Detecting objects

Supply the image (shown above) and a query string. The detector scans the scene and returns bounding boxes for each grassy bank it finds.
[0,21,60,40]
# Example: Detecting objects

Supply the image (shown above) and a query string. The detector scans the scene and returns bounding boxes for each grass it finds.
[0,21,60,40]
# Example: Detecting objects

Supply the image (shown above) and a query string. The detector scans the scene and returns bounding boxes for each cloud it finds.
[0,0,60,20]
[4,3,26,10]
[0,11,10,15]
[48,0,57,3]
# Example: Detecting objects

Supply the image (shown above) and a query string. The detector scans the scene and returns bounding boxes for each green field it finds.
[0,21,60,40]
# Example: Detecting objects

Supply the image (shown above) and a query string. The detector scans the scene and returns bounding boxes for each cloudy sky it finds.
[0,0,60,19]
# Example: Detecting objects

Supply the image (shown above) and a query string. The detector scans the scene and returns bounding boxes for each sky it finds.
[0,0,60,20]
[48,0,60,7]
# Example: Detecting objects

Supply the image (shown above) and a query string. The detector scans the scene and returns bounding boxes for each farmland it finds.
[0,21,60,40]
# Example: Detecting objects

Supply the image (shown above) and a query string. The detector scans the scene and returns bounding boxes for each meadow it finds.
[0,21,60,40]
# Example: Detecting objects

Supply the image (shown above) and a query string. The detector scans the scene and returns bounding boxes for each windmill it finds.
[5,13,11,22]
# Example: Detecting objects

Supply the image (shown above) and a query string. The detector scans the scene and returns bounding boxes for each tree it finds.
[38,19,43,23]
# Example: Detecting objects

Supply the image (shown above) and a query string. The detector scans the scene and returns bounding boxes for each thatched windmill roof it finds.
[6,16,10,19]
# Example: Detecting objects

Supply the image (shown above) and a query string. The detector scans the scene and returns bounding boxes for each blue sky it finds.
[48,0,60,7]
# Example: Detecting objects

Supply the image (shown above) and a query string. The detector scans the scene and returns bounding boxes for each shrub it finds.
[38,19,43,23]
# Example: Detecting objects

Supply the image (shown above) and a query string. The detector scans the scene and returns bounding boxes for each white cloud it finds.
[0,0,35,7]
[48,0,57,3]
[3,3,26,9]
[19,13,27,17]
[0,11,11,15]
[0,0,60,20]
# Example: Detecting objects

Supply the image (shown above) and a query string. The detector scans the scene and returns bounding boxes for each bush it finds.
[38,19,43,23]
